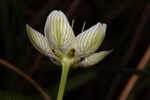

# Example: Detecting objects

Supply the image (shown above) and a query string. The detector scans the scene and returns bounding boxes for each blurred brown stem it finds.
[0,58,51,100]
[118,46,150,100]
[66,0,80,16]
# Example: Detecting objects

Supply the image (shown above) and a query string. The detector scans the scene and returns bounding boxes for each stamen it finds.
[52,48,63,59]
[67,48,76,58]
[71,19,75,28]
[80,57,85,62]
[70,48,75,56]
[52,48,55,53]
[81,21,86,32]
[72,56,85,64]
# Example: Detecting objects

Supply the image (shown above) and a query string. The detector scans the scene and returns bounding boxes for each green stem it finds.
[57,60,71,100]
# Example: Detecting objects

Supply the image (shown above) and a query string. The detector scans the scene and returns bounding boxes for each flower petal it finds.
[44,10,75,53]
[78,50,113,67]
[26,24,52,56]
[76,23,106,56]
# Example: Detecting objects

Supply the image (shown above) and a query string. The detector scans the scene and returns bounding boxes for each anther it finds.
[80,57,85,62]
[52,48,55,53]
[52,48,63,59]
[67,48,76,58]
[70,48,75,57]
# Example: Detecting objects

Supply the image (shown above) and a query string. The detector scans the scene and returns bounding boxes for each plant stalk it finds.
[57,60,71,100]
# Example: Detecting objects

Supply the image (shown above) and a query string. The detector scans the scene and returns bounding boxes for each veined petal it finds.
[44,10,75,53]
[26,24,52,56]
[78,50,113,67]
[76,23,106,56]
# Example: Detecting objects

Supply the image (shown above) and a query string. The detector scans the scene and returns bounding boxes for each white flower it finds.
[26,10,112,67]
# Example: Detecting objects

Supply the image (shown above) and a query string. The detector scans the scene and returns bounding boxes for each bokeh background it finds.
[0,0,150,100]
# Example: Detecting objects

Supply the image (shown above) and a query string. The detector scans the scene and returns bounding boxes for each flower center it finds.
[52,48,84,66]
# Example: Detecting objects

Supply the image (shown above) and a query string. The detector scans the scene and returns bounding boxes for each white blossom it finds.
[26,10,112,67]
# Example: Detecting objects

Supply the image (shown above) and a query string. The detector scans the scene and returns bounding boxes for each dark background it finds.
[0,0,150,100]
